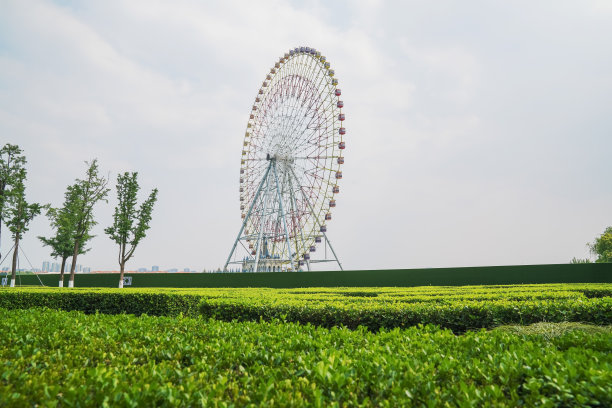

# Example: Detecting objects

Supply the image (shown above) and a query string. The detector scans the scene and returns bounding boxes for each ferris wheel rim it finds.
[238,46,345,266]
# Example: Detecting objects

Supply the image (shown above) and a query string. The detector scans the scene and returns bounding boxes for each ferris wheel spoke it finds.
[230,47,344,272]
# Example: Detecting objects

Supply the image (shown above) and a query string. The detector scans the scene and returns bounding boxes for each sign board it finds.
[123,276,132,286]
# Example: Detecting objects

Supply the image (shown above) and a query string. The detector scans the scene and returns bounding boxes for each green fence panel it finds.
[6,263,611,288]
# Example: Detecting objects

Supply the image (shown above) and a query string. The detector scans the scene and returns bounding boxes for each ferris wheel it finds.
[224,46,345,272]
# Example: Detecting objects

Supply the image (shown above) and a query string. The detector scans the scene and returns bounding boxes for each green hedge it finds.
[1,284,610,332]
[0,288,202,317]
[198,293,612,333]
[1,307,610,406]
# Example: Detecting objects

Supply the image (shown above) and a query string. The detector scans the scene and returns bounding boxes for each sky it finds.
[0,0,611,272]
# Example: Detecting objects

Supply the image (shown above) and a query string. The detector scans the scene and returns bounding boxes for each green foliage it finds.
[590,226,612,263]
[3,178,42,241]
[570,257,592,264]
[0,143,27,213]
[495,322,611,339]
[0,307,610,406]
[0,144,28,261]
[0,284,610,332]
[39,184,86,260]
[67,159,109,279]
[105,172,158,272]
[196,285,612,333]
[0,288,202,316]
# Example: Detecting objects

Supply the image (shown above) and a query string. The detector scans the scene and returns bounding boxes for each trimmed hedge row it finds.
[199,297,612,333]
[0,289,202,316]
[1,307,611,407]
[0,284,610,332]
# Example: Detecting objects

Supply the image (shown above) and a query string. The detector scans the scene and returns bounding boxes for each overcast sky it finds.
[1,0,611,272]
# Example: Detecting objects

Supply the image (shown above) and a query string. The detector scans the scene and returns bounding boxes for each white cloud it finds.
[1,0,610,271]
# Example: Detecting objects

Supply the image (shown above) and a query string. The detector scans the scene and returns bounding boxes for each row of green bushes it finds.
[199,296,612,332]
[0,289,202,317]
[1,284,610,331]
[1,307,610,407]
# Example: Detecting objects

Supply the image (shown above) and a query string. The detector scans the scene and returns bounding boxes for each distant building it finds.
[152,265,159,272]
[168,268,178,273]
[241,238,286,272]
[42,261,50,272]
[183,268,190,272]
[51,262,60,272]
[138,268,147,272]
[82,267,91,273]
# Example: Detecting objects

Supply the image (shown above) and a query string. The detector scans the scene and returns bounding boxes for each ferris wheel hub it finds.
[224,46,345,273]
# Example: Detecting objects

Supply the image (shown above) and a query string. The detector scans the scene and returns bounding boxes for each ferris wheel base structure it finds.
[224,46,347,273]
[224,157,343,273]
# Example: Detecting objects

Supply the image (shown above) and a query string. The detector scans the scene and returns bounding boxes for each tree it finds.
[39,185,88,287]
[570,257,592,264]
[67,160,109,288]
[105,172,158,288]
[589,226,612,263]
[0,144,27,264]
[4,176,42,287]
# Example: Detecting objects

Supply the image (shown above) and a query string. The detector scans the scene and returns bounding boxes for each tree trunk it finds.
[0,214,3,263]
[59,256,67,287]
[118,243,126,288]
[118,262,125,288]
[69,240,80,288]
[10,234,19,287]
[0,183,5,264]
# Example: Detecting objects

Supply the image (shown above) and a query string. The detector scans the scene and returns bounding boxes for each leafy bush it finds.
[0,287,202,316]
[0,284,610,331]
[0,307,610,407]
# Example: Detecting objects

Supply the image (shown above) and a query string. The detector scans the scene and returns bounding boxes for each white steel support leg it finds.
[224,162,272,271]
[272,161,294,271]
[287,172,310,271]
[254,167,273,272]
[289,167,344,271]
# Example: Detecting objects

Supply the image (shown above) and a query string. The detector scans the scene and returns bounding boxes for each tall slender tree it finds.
[0,144,27,264]
[67,160,109,288]
[105,172,158,288]
[4,176,42,287]
[39,185,88,287]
